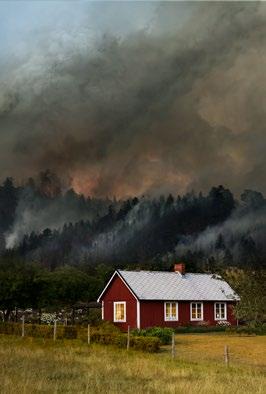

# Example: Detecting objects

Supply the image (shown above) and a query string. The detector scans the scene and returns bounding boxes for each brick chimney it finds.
[174,263,185,275]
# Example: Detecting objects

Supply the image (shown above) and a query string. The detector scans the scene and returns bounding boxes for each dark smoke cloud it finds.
[0,2,266,197]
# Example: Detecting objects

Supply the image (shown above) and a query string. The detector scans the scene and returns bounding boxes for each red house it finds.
[97,264,239,330]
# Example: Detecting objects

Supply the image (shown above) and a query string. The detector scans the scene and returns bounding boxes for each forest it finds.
[0,170,265,323]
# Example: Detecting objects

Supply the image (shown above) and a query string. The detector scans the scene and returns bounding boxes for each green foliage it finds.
[226,324,266,336]
[86,309,104,325]
[88,332,160,352]
[174,326,227,334]
[225,268,266,325]
[96,321,121,334]
[0,322,21,336]
[131,327,173,345]
[49,266,92,308]
[63,326,78,339]
[0,322,160,352]
[0,257,102,320]
[0,258,46,319]
[130,336,160,352]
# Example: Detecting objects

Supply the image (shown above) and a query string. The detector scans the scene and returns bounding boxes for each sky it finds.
[0,1,265,198]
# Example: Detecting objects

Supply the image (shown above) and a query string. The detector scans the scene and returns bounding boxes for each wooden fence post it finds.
[224,345,229,366]
[88,324,90,345]
[53,320,57,341]
[21,315,25,338]
[171,332,176,359]
[127,325,130,350]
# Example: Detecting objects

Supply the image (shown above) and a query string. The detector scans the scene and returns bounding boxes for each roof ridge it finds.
[118,269,214,275]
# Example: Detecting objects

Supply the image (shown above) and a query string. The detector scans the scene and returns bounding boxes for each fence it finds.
[0,321,261,366]
[0,321,160,353]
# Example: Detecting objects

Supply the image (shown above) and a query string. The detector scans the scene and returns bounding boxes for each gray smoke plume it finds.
[0,2,266,199]
[175,205,266,264]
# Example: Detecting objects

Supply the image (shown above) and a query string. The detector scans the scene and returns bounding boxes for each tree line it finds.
[0,256,106,322]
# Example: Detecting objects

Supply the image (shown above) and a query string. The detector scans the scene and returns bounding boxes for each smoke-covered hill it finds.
[0,171,265,271]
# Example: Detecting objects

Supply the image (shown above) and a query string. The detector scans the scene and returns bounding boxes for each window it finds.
[164,302,178,321]
[190,302,203,321]
[113,302,126,322]
[214,303,227,320]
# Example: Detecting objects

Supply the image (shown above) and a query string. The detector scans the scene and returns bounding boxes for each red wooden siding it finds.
[139,301,236,328]
[101,274,137,330]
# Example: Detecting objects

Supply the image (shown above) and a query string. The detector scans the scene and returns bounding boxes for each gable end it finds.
[97,270,139,302]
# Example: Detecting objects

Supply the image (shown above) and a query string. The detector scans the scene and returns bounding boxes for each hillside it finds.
[0,172,266,272]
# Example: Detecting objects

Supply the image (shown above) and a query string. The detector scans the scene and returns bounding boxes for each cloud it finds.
[0,2,265,197]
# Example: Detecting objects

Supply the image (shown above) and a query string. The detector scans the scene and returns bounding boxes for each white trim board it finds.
[137,300,140,329]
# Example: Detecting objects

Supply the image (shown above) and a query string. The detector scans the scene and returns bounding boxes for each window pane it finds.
[166,303,170,318]
[197,304,202,319]
[171,303,177,318]
[215,304,220,319]
[115,303,125,321]
[220,304,225,319]
[192,303,196,319]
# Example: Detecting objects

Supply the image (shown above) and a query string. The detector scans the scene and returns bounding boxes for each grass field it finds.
[0,333,265,394]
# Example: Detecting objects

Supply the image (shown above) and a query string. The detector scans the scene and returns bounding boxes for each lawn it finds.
[0,333,265,394]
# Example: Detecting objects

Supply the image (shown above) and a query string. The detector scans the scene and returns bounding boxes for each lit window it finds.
[164,302,178,321]
[215,303,227,320]
[190,302,203,321]
[114,302,126,322]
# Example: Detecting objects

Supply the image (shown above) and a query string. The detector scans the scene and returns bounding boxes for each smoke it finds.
[175,205,266,263]
[0,2,266,197]
[5,180,114,248]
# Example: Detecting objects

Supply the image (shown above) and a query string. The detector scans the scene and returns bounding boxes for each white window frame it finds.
[113,301,126,323]
[214,302,227,321]
[164,302,179,321]
[190,302,204,321]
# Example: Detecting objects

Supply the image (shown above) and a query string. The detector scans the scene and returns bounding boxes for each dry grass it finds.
[0,333,265,394]
[172,333,266,368]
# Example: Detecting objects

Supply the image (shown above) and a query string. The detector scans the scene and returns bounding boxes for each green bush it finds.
[96,321,121,334]
[92,333,160,352]
[63,326,77,339]
[0,322,160,352]
[174,326,227,334]
[226,325,266,336]
[77,327,88,342]
[130,336,160,352]
[21,324,54,339]
[131,327,173,345]
[114,334,127,348]
[0,322,21,336]
[86,309,102,325]
[91,332,118,345]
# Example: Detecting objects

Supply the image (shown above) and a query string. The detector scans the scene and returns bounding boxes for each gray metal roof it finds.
[118,270,239,301]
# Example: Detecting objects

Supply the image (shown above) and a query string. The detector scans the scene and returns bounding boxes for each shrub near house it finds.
[98,264,239,330]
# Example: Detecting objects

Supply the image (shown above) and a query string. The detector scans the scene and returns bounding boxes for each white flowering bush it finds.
[216,320,231,327]
[40,313,56,325]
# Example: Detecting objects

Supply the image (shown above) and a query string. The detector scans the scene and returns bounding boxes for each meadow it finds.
[0,333,265,394]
